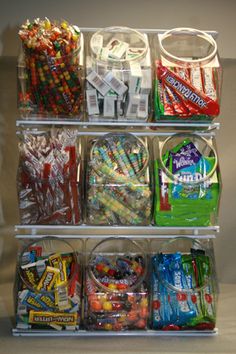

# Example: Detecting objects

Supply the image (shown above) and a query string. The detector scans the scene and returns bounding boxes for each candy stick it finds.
[97,191,142,224]
[96,163,151,198]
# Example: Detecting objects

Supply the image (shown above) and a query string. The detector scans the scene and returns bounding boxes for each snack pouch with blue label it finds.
[154,138,220,226]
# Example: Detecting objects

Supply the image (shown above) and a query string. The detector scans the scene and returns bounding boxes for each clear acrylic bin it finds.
[18,18,84,119]
[84,238,149,331]
[15,237,82,331]
[85,26,152,122]
[154,28,222,122]
[86,132,152,225]
[150,237,218,331]
[153,133,221,226]
[17,129,83,225]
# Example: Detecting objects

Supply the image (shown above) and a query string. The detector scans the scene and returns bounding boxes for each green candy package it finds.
[154,138,221,226]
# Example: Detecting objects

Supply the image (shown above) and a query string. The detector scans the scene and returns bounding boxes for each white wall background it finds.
[0,0,236,58]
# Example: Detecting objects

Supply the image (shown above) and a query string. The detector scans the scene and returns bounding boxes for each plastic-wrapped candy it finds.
[15,238,82,331]
[154,28,222,122]
[17,129,82,225]
[18,18,84,118]
[154,133,221,226]
[86,132,152,226]
[151,239,217,331]
[84,238,149,331]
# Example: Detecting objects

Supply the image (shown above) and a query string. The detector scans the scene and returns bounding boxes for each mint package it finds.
[154,139,221,226]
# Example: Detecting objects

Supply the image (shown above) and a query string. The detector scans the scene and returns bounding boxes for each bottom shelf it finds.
[12,328,218,337]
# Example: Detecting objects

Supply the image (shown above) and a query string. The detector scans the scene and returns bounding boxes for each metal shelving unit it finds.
[13,27,221,337]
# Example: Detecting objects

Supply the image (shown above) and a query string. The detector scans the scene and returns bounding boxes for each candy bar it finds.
[106,38,129,59]
[36,266,59,291]
[29,311,77,326]
[86,89,99,115]
[103,71,128,96]
[103,96,116,118]
[16,242,82,331]
[137,94,149,119]
[140,69,152,95]
[86,70,110,96]
[129,62,142,94]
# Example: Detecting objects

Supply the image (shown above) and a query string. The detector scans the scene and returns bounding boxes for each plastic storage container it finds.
[84,238,149,331]
[86,132,152,225]
[18,18,84,119]
[150,237,218,331]
[85,26,152,121]
[153,133,221,226]
[154,28,222,122]
[15,237,82,331]
[17,129,82,225]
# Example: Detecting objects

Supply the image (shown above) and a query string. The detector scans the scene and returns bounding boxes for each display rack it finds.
[13,27,221,337]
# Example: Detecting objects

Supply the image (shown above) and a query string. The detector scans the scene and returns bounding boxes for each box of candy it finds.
[17,128,83,225]
[15,237,82,331]
[153,133,221,226]
[85,26,152,121]
[150,237,218,331]
[84,238,149,331]
[154,28,222,122]
[18,18,84,119]
[86,132,152,225]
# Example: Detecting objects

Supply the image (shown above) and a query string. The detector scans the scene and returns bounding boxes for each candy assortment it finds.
[17,129,82,225]
[151,246,216,330]
[86,133,152,225]
[85,238,149,331]
[18,18,84,117]
[154,28,222,121]
[154,134,221,226]
[16,239,82,331]
[86,26,152,121]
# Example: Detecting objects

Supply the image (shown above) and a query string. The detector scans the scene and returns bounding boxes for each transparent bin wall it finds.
[149,238,218,331]
[153,28,222,122]
[84,238,149,331]
[85,26,152,122]
[17,18,84,119]
[85,133,153,226]
[15,237,83,331]
[153,133,221,226]
[17,128,83,225]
